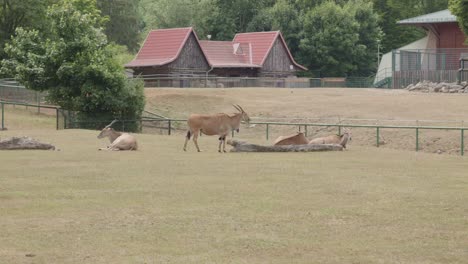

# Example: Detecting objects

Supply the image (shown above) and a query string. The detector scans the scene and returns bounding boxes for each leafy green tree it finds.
[299,1,364,76]
[0,0,57,60]
[372,0,448,53]
[97,0,143,52]
[1,0,145,130]
[449,0,468,38]
[345,0,383,75]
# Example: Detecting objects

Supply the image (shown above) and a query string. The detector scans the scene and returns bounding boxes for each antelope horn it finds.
[236,104,245,113]
[232,104,242,112]
[105,119,118,128]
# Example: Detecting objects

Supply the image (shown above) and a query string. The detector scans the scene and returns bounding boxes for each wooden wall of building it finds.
[437,23,467,49]
[260,38,297,77]
[169,33,210,71]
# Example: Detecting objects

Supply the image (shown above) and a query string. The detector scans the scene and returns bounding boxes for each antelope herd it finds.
[273,129,352,149]
[97,106,352,152]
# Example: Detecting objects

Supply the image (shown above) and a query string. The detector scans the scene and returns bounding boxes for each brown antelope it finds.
[183,105,250,152]
[273,132,309,146]
[308,128,352,149]
[97,120,138,151]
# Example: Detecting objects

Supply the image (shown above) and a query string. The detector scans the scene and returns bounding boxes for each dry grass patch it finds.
[145,88,468,154]
[1,129,467,263]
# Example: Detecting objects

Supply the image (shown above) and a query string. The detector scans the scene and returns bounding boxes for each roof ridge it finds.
[149,27,193,32]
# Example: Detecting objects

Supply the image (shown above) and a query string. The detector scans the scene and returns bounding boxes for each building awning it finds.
[398,9,457,25]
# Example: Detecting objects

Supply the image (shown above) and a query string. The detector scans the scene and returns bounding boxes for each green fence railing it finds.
[2,104,466,156]
[0,100,61,130]
[67,118,467,156]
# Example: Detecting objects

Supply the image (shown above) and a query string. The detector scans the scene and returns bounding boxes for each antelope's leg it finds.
[193,131,201,152]
[222,136,227,152]
[218,137,223,153]
[183,130,191,151]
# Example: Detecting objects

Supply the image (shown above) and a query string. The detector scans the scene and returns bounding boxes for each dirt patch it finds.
[145,88,468,155]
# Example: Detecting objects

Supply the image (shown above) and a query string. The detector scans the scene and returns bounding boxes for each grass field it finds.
[1,129,467,263]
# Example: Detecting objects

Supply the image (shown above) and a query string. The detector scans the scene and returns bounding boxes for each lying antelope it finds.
[273,132,309,146]
[97,120,138,151]
[183,104,250,152]
[308,128,352,149]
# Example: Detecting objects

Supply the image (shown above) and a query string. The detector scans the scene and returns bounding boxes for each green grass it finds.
[1,129,467,263]
[1,105,56,130]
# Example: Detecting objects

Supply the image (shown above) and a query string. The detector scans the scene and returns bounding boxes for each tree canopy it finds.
[449,0,468,39]
[1,0,145,130]
[0,0,453,77]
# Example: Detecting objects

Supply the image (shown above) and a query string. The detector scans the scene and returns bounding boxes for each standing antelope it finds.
[183,105,250,152]
[308,128,352,149]
[97,120,138,151]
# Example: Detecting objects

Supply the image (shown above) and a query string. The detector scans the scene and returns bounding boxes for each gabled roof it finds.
[125,27,205,67]
[233,31,307,70]
[398,9,457,25]
[126,28,307,71]
[199,40,260,68]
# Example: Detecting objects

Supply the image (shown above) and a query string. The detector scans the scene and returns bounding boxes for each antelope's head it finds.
[233,104,250,125]
[342,128,352,141]
[97,120,118,139]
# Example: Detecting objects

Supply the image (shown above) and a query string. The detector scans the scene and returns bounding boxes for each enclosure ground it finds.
[1,129,467,263]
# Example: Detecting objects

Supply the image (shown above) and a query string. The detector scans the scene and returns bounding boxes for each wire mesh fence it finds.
[0,79,47,104]
[134,75,376,88]
[392,48,468,88]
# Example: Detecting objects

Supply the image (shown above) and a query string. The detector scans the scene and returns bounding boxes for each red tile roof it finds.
[233,31,307,70]
[125,27,196,67]
[199,41,260,68]
[126,28,306,71]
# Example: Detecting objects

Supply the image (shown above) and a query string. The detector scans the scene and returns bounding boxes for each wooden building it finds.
[375,9,468,88]
[125,27,306,79]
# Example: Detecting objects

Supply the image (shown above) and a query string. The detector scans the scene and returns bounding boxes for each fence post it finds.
[461,129,464,156]
[56,108,59,130]
[376,127,380,147]
[304,125,308,137]
[36,92,40,114]
[232,129,234,138]
[168,120,172,135]
[1,102,4,130]
[415,128,419,151]
[266,123,269,140]
[338,126,342,135]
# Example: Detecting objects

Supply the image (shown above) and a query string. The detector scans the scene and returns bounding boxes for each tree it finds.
[97,0,143,53]
[0,0,57,60]
[1,0,145,131]
[371,0,448,53]
[299,1,365,76]
[449,0,468,38]
[345,0,383,75]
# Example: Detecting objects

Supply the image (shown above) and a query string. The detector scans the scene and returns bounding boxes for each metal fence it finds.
[392,48,468,88]
[134,75,376,88]
[1,101,466,156]
[0,79,47,104]
[63,117,468,156]
[0,100,60,130]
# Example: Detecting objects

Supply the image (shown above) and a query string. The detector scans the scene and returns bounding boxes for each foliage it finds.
[449,0,468,39]
[0,0,145,131]
[300,1,381,77]
[0,0,453,78]
[0,0,57,60]
[371,0,448,53]
[97,0,143,53]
